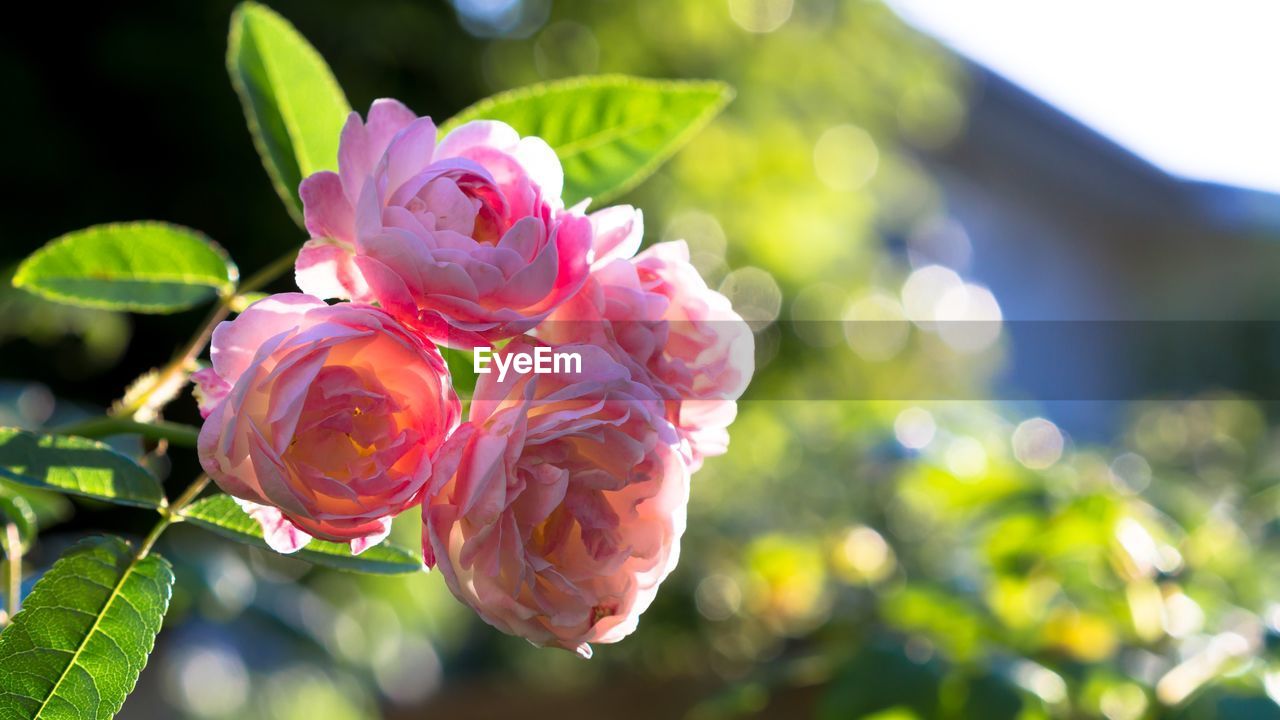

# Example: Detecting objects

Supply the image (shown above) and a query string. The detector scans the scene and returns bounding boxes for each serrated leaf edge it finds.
[17,536,173,719]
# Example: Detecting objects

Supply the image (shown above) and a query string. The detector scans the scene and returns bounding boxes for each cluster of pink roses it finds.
[194,99,753,656]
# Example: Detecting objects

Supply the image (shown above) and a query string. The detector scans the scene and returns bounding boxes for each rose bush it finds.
[422,341,689,657]
[295,99,592,347]
[195,293,460,553]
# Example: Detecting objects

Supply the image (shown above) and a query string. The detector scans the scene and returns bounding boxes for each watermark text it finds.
[474,346,583,381]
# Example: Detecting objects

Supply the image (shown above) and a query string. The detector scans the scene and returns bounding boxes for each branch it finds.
[138,475,212,559]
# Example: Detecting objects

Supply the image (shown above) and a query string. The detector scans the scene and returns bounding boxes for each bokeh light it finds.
[1012,417,1065,469]
[727,0,794,34]
[813,124,880,192]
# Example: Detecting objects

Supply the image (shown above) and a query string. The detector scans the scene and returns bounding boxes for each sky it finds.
[888,0,1280,195]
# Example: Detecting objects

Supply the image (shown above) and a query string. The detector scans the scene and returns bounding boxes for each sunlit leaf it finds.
[228,1,351,224]
[0,535,174,719]
[0,428,165,509]
[442,75,734,206]
[179,494,421,574]
[440,347,476,399]
[13,223,237,314]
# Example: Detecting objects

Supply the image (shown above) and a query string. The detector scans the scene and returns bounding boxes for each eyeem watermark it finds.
[474,346,583,381]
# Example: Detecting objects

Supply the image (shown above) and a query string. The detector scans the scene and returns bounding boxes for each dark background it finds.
[1,0,488,417]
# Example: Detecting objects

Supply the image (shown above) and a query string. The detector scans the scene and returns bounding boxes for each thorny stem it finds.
[113,248,299,419]
[137,474,212,560]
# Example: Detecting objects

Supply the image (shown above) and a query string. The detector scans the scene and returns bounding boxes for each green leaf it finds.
[179,494,421,574]
[0,536,174,720]
[228,1,352,224]
[0,428,165,509]
[441,75,734,206]
[440,347,476,399]
[49,417,200,450]
[13,222,238,314]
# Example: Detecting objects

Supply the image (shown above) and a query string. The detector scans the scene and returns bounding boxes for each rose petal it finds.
[514,136,564,200]
[364,98,418,159]
[209,293,325,382]
[234,498,313,554]
[191,367,230,419]
[382,116,439,197]
[350,516,393,555]
[436,120,521,159]
[295,237,368,301]
[588,205,643,267]
[300,171,355,244]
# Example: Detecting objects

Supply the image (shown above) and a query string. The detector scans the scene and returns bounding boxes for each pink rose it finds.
[196,293,460,554]
[295,98,592,347]
[422,340,688,657]
[543,207,754,470]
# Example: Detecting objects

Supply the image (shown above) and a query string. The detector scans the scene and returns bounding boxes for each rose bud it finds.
[195,293,460,554]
